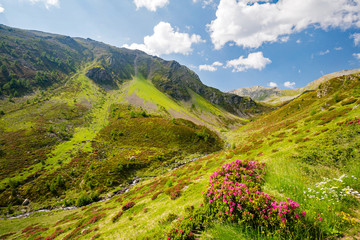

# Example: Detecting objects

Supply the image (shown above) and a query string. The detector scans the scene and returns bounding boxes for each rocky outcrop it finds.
[86,67,112,84]
[86,67,118,89]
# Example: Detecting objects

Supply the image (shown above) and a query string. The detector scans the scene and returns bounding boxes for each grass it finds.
[1,70,360,239]
[122,75,245,131]
[201,223,281,240]
[0,66,226,211]
[124,74,188,115]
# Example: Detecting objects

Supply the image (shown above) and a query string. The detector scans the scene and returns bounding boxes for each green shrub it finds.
[110,130,124,140]
[50,182,57,195]
[165,180,173,188]
[8,179,19,189]
[159,213,178,225]
[56,174,65,188]
[76,195,92,207]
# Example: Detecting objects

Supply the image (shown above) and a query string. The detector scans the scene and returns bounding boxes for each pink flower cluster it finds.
[167,159,307,239]
[204,159,304,231]
[337,117,360,126]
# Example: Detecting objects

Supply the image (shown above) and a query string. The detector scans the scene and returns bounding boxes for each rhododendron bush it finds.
[167,159,306,239]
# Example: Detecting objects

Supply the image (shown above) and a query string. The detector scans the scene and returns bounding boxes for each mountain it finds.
[0,24,264,119]
[1,65,359,240]
[0,24,273,211]
[0,24,359,240]
[228,68,360,105]
[227,85,282,101]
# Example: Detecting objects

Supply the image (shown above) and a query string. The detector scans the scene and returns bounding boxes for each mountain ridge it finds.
[0,24,264,119]
[228,68,360,104]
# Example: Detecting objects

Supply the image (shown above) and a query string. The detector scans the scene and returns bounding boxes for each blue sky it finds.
[0,0,360,91]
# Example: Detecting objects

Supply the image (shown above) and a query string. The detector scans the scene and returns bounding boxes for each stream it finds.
[3,154,208,219]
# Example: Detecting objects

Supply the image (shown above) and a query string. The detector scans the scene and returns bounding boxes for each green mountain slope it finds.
[228,69,360,105]
[1,25,359,240]
[0,24,264,117]
[0,68,223,207]
[1,67,359,240]
[0,24,258,209]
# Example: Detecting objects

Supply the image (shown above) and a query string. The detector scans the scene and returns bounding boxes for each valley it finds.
[0,25,359,240]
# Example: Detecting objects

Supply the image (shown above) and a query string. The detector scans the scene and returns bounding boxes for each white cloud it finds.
[334,47,343,51]
[199,65,217,72]
[268,82,278,88]
[28,0,59,9]
[133,0,169,11]
[212,61,223,67]
[208,0,360,49]
[193,0,216,8]
[199,61,223,72]
[0,4,4,13]
[280,36,290,42]
[225,52,271,72]
[284,81,296,89]
[351,33,360,46]
[122,22,205,56]
[296,39,301,44]
[319,49,330,55]
[353,53,360,60]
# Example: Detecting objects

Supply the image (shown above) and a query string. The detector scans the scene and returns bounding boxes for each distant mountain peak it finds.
[228,69,360,104]
[227,86,282,102]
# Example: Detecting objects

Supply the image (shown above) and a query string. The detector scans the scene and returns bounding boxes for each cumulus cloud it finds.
[334,47,343,51]
[122,22,205,56]
[284,81,296,89]
[0,4,4,13]
[353,53,360,60]
[225,52,271,72]
[208,0,360,49]
[133,0,169,11]
[268,82,278,88]
[28,0,59,9]
[319,49,330,55]
[193,0,216,8]
[351,33,360,46]
[199,61,223,72]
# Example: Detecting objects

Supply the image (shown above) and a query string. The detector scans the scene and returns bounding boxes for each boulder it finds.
[22,199,30,206]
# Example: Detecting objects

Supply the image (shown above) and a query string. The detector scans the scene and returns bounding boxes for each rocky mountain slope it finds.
[228,69,360,105]
[0,24,263,118]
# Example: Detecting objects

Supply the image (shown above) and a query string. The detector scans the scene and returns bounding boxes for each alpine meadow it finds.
[0,15,360,240]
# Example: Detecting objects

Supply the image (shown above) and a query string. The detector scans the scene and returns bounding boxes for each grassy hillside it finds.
[121,75,244,130]
[1,70,359,240]
[0,64,227,208]
[229,69,360,106]
[0,24,257,212]
[0,24,359,240]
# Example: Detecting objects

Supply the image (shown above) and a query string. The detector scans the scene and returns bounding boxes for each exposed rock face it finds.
[86,67,113,85]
